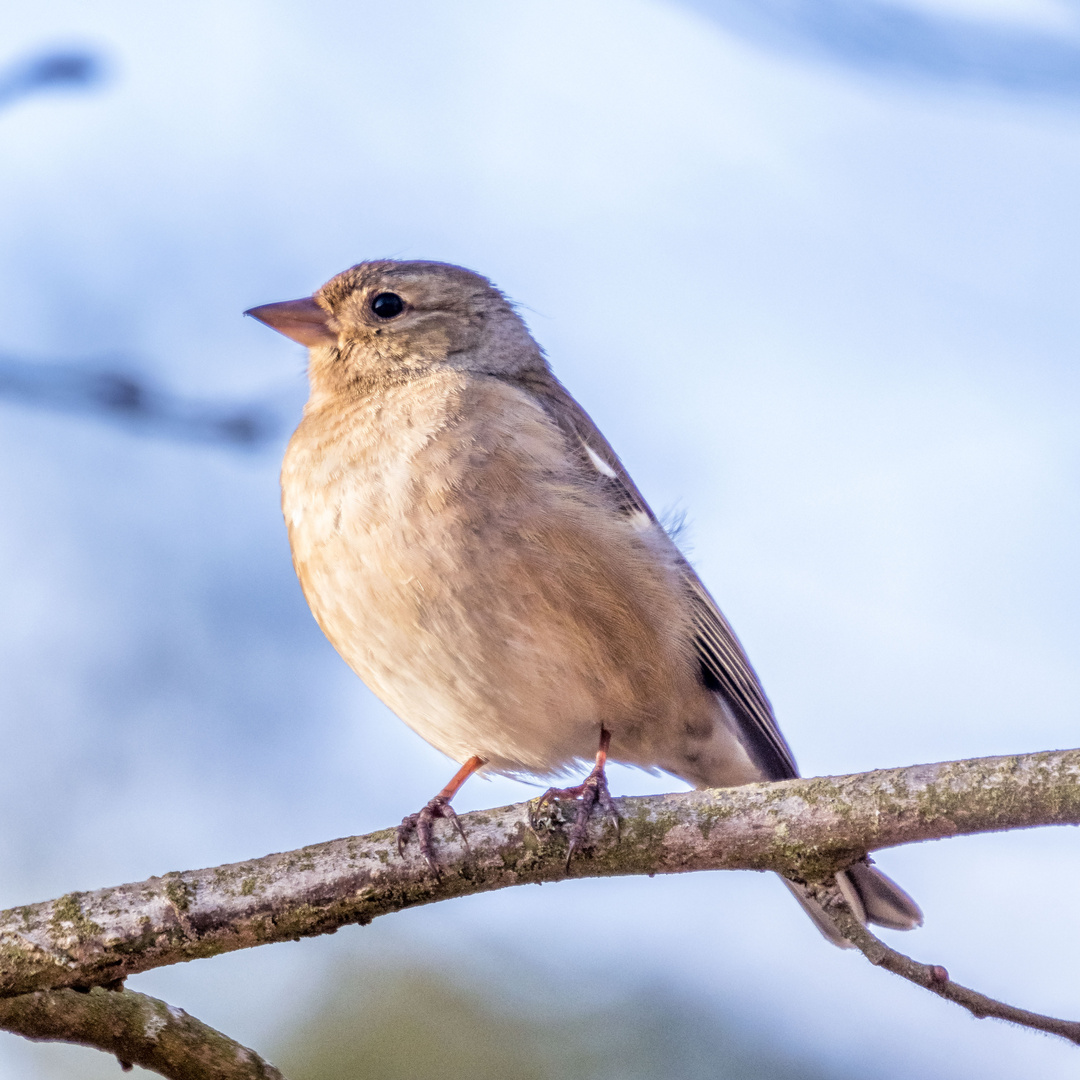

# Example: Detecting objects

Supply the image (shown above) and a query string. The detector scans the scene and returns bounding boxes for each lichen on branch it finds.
[1,748,1077,1002]
[0,986,286,1079]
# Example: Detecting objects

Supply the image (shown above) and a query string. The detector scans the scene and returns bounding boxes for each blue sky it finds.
[2,1,1080,1076]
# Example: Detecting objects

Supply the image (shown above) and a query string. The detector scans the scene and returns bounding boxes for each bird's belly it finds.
[288,478,700,777]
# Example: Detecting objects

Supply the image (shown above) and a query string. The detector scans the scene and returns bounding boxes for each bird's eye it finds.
[371,292,405,319]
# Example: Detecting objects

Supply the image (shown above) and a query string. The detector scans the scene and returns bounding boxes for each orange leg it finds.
[537,727,619,867]
[437,756,485,801]
[397,755,485,873]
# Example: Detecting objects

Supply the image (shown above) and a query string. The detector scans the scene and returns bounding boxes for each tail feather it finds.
[844,859,923,931]
[782,878,855,949]
[781,859,923,948]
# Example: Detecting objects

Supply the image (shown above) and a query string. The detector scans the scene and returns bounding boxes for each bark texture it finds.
[0,986,286,1079]
[1,748,1077,998]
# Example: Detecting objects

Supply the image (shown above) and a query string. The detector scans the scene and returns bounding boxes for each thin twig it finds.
[0,986,287,1079]
[814,879,1080,1047]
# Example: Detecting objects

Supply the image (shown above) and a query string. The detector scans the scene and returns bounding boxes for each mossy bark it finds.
[1,748,1077,998]
[0,986,285,1079]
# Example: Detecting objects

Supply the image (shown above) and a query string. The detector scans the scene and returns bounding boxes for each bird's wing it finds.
[518,374,798,782]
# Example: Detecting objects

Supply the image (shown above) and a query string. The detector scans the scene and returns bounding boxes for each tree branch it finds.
[815,881,1080,1045]
[0,986,287,1079]
[1,748,1078,1054]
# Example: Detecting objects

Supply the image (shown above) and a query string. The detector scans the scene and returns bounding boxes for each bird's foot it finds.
[397,794,467,875]
[536,758,619,868]
[396,756,485,875]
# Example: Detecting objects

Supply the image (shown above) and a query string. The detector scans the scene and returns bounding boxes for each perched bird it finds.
[246,260,922,946]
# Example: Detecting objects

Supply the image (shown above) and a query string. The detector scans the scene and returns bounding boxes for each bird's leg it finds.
[536,727,619,867]
[397,755,485,874]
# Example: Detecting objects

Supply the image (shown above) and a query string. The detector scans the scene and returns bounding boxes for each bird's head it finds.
[245,260,546,395]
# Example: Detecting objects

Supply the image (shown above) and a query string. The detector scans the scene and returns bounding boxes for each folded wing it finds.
[517,373,798,782]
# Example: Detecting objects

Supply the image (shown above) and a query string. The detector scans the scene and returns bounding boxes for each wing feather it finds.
[513,373,798,781]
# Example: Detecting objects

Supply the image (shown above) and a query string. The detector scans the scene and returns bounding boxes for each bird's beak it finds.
[244,297,338,347]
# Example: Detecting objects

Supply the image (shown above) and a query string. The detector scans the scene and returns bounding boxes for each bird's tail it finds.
[781,859,923,948]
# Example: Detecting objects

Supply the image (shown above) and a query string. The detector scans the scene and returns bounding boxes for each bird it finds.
[245,259,922,947]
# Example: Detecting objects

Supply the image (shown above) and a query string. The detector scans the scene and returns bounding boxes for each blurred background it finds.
[2,0,1080,1076]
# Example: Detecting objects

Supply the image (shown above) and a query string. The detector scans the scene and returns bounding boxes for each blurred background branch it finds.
[0,47,105,110]
[0,355,281,449]
[0,47,286,453]
[685,0,1080,94]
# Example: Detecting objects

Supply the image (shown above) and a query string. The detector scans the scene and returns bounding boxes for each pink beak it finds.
[244,297,338,347]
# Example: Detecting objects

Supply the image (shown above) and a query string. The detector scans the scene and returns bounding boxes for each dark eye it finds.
[371,292,405,319]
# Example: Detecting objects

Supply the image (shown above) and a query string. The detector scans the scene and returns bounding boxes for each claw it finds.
[396,795,468,874]
[537,727,619,868]
[396,756,484,875]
